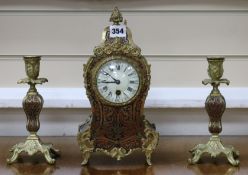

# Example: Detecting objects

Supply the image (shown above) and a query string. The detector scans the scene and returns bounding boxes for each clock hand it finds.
[101,70,120,84]
[102,70,118,80]
[100,80,120,84]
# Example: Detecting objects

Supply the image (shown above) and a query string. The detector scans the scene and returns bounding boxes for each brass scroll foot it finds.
[7,134,60,165]
[142,120,159,166]
[188,135,239,166]
[77,117,94,165]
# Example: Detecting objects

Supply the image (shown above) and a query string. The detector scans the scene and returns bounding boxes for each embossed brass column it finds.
[7,56,59,164]
[188,57,239,166]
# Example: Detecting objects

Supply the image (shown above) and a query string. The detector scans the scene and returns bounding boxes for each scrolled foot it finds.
[145,152,152,166]
[6,143,25,164]
[233,150,240,158]
[142,120,159,166]
[188,155,201,165]
[81,153,90,165]
[146,159,152,166]
[7,151,20,164]
[41,143,60,164]
[49,147,60,158]
[226,151,240,166]
[43,149,56,165]
[188,148,203,165]
[77,127,94,166]
[227,146,239,159]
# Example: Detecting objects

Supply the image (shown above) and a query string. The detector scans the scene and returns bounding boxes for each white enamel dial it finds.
[96,59,140,104]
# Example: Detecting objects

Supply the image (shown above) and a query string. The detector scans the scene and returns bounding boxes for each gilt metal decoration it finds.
[78,7,159,165]
[7,56,59,164]
[189,57,239,166]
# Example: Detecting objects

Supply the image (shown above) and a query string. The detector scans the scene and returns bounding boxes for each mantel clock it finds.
[77,7,159,165]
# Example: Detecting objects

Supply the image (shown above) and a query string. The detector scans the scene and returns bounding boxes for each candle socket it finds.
[188,57,239,166]
[7,56,60,164]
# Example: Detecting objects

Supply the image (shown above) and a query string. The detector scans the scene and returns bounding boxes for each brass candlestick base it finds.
[7,133,60,164]
[7,56,59,164]
[189,57,239,166]
[189,135,239,166]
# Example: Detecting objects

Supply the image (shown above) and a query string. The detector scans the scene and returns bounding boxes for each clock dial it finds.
[96,59,140,103]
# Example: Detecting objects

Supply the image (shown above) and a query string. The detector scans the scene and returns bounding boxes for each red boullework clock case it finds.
[77,7,159,166]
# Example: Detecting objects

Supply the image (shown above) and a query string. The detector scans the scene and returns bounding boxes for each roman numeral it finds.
[128,72,134,76]
[124,66,128,72]
[130,80,138,84]
[107,91,112,97]
[103,86,108,92]
[127,87,133,92]
[116,64,120,70]
[123,92,129,100]
[115,95,120,102]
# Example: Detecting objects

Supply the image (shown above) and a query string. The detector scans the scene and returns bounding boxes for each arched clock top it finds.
[97,7,140,58]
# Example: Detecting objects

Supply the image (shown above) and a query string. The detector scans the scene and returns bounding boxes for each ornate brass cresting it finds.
[78,7,159,165]
[7,56,59,164]
[189,57,239,166]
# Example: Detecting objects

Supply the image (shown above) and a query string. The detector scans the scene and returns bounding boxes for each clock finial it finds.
[110,7,123,25]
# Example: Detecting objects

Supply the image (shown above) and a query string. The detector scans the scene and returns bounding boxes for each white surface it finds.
[1,0,248,11]
[109,25,126,38]
[0,12,248,56]
[0,87,247,108]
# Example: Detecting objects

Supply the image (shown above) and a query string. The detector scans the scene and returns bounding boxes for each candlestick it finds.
[7,56,60,164]
[188,57,239,166]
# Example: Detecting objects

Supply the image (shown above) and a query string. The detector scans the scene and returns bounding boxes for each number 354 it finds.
[111,28,124,34]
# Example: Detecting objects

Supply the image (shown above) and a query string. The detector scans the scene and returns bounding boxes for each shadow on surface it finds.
[187,156,239,175]
[8,161,56,175]
[81,165,154,175]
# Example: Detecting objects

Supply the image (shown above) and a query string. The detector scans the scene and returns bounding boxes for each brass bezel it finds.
[92,55,142,106]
